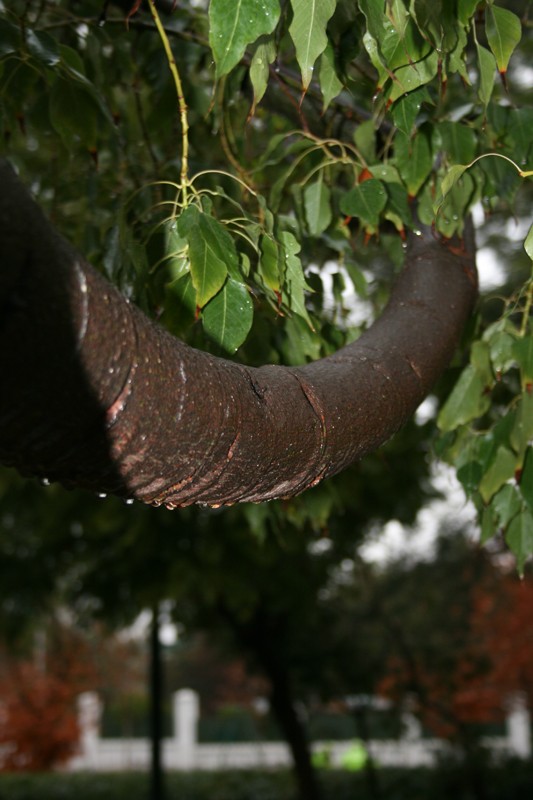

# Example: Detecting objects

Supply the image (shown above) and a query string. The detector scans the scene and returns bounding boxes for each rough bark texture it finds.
[0,160,477,507]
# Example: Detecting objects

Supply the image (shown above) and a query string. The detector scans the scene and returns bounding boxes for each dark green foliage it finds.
[2,763,533,800]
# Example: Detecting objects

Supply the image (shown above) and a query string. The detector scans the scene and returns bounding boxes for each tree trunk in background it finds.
[222,606,322,800]
[268,667,322,800]
[0,160,477,508]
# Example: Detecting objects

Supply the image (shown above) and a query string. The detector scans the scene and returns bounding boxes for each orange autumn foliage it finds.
[0,627,96,771]
[378,570,533,740]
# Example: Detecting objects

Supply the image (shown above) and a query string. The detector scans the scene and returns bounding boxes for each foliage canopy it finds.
[0,0,532,561]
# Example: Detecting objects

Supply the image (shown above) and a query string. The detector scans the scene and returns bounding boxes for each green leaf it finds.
[259,233,281,292]
[161,272,198,337]
[435,164,469,212]
[283,314,321,363]
[437,122,477,165]
[202,278,253,353]
[437,365,491,432]
[339,179,387,229]
[49,77,101,148]
[249,35,277,114]
[289,0,337,91]
[0,18,20,57]
[509,109,533,162]
[26,29,60,66]
[512,336,533,385]
[388,51,439,103]
[458,0,480,26]
[511,392,533,459]
[209,0,280,78]
[524,223,533,261]
[506,509,533,575]
[280,231,313,327]
[395,130,433,197]
[318,43,343,110]
[488,329,517,373]
[304,176,332,236]
[485,5,522,75]
[457,460,483,496]
[475,42,496,107]
[163,220,189,282]
[353,119,376,164]
[384,182,412,230]
[480,504,497,545]
[392,88,429,135]
[520,447,533,513]
[479,445,517,503]
[491,483,522,528]
[177,207,233,307]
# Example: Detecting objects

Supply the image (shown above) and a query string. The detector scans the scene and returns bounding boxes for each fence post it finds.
[173,689,199,769]
[77,691,102,768]
[506,692,531,759]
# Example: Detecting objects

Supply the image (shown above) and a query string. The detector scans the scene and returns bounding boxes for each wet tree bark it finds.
[0,160,477,507]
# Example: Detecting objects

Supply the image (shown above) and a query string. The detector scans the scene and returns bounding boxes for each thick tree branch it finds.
[0,161,477,507]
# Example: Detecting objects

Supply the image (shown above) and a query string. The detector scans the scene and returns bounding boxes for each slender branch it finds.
[147,0,190,205]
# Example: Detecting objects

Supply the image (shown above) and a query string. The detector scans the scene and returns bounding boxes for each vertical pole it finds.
[150,605,165,800]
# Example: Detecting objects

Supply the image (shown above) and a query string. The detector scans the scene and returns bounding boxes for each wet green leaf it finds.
[318,43,343,110]
[340,179,387,229]
[392,88,430,135]
[438,122,477,165]
[388,51,438,103]
[209,0,280,78]
[26,29,60,66]
[479,445,517,503]
[202,278,253,353]
[506,509,533,575]
[280,231,313,327]
[304,176,332,236]
[437,365,491,432]
[163,220,189,282]
[435,164,469,212]
[289,0,337,90]
[395,130,433,196]
[491,483,522,528]
[488,329,518,373]
[512,336,533,384]
[524,223,533,262]
[458,0,480,26]
[511,393,533,459]
[249,35,276,114]
[259,233,281,292]
[475,42,496,107]
[0,18,20,57]
[485,5,522,75]
[177,207,234,307]
[49,78,101,148]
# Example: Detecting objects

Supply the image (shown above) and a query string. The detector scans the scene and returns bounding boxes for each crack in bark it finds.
[0,162,479,506]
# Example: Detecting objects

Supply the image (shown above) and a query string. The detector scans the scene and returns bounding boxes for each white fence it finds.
[66,689,532,772]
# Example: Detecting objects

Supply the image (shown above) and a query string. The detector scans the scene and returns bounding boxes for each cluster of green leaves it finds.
[1,1,533,556]
[437,253,533,572]
[2,0,529,361]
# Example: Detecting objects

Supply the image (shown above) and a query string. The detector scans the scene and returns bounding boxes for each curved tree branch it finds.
[0,161,477,507]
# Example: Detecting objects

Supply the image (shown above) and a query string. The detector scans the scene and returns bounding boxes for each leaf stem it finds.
[147,0,190,208]
[467,152,533,178]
